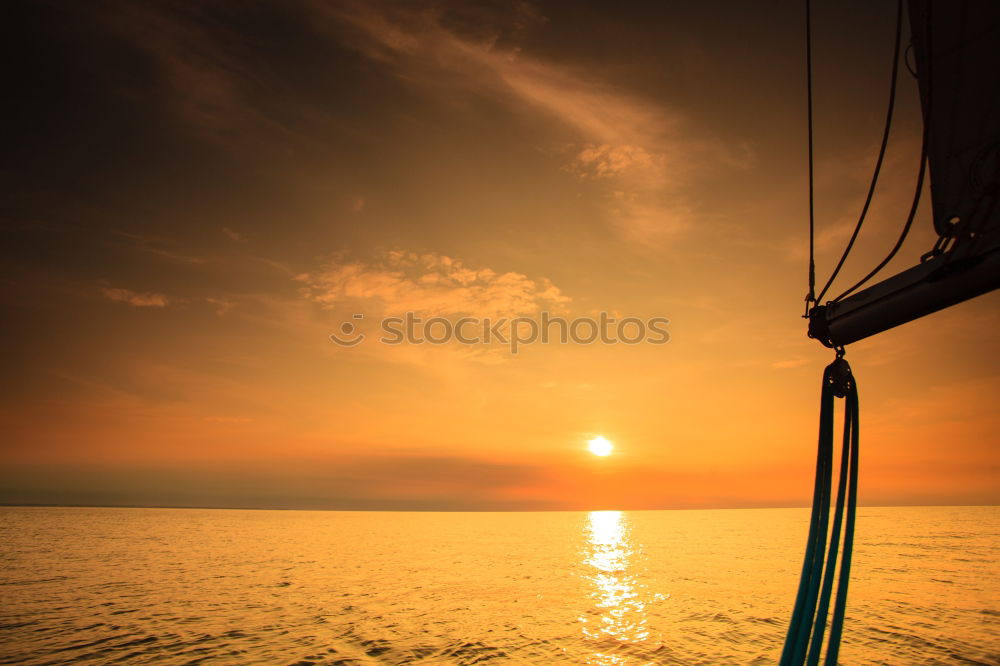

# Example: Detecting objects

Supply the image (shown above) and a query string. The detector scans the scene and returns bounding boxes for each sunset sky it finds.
[3,0,997,510]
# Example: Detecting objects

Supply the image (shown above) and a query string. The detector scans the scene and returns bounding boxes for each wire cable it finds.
[833,3,932,304]
[815,0,904,305]
[804,0,817,316]
[833,143,927,303]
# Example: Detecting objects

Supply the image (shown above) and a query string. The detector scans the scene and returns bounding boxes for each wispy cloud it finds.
[570,144,657,179]
[94,1,748,246]
[112,230,206,265]
[318,1,744,245]
[101,4,260,134]
[771,358,810,369]
[222,227,246,243]
[205,297,235,316]
[102,287,169,307]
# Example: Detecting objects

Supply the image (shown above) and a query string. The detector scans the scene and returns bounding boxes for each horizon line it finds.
[3,502,997,513]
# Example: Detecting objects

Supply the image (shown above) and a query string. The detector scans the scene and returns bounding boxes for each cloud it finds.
[297,250,569,319]
[318,1,728,244]
[95,1,747,246]
[205,297,235,316]
[771,358,810,369]
[0,455,556,511]
[100,4,260,134]
[101,287,168,307]
[94,2,325,148]
[222,227,245,242]
[112,230,206,265]
[571,144,657,179]
[329,454,551,501]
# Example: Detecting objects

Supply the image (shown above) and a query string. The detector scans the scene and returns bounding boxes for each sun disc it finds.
[588,436,614,456]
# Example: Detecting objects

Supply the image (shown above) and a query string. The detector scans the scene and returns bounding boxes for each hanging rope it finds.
[779,354,860,666]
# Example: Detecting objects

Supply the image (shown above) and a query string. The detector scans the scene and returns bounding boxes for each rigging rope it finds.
[804,0,816,316]
[832,1,933,304]
[815,0,904,305]
[832,142,927,303]
[779,355,860,666]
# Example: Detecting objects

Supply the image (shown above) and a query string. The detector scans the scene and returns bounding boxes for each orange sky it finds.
[2,1,997,510]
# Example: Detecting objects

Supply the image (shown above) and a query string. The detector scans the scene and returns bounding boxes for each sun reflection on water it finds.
[580,510,659,665]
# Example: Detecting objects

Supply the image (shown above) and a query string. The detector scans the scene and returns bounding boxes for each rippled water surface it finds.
[1,506,998,664]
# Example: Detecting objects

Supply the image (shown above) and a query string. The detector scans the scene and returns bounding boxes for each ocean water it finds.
[1,506,997,665]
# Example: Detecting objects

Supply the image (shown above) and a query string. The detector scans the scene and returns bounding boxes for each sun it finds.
[587,436,614,457]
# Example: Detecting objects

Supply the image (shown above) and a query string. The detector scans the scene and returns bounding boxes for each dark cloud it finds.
[0,455,556,511]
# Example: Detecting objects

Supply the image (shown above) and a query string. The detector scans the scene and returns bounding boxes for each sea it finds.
[1,506,997,665]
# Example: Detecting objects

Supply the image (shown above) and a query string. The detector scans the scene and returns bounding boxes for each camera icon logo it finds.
[330,313,366,347]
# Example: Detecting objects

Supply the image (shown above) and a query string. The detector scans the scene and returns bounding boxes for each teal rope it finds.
[825,387,859,665]
[794,403,833,665]
[807,379,852,664]
[780,360,860,666]
[780,366,834,665]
